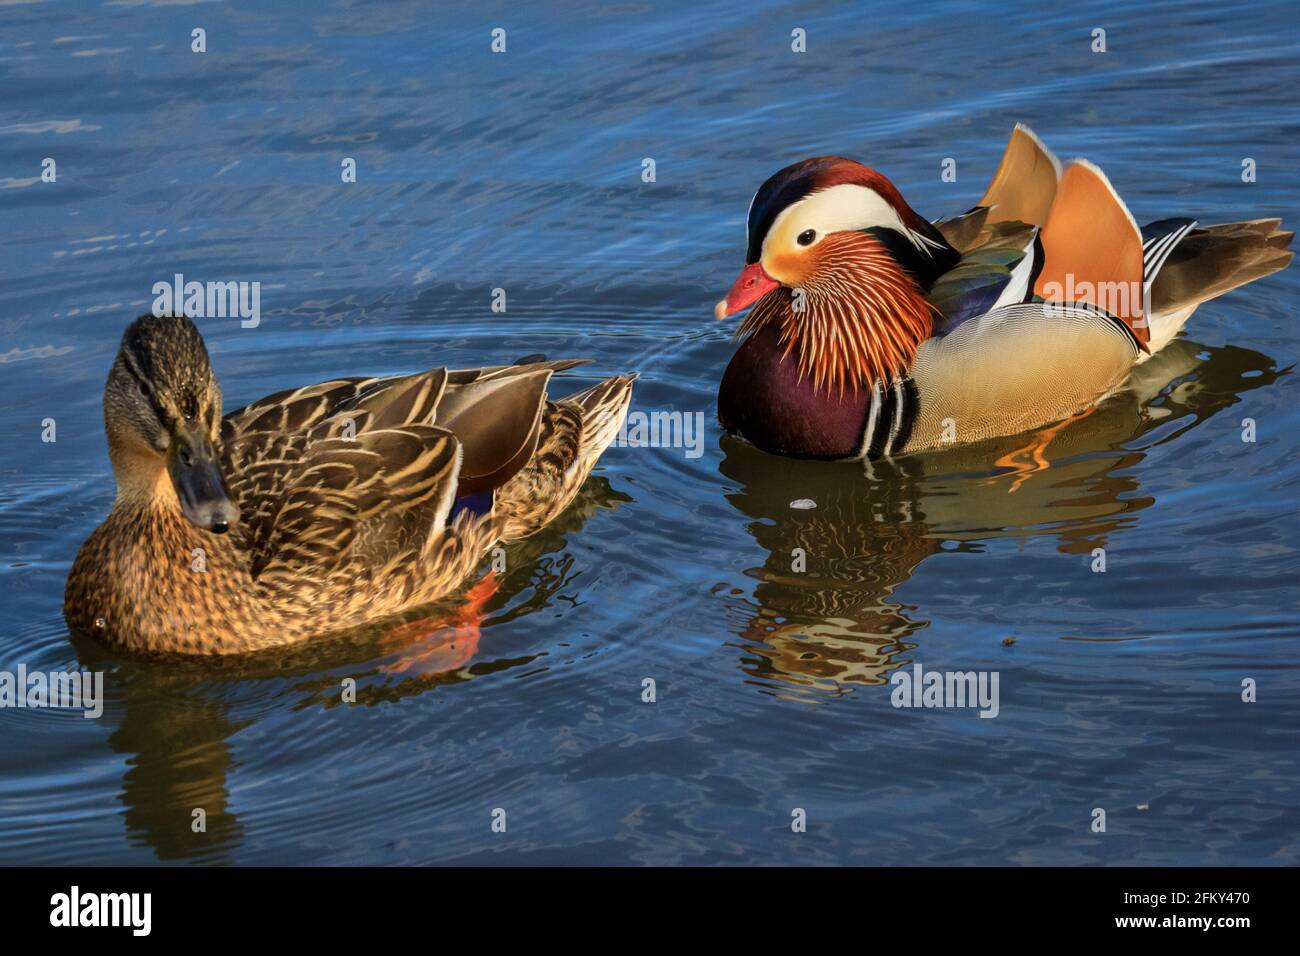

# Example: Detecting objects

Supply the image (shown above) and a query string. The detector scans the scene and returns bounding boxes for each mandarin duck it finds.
[715,125,1293,459]
[65,313,634,655]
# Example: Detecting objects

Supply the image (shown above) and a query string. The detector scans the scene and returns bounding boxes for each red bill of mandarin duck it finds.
[716,125,1293,459]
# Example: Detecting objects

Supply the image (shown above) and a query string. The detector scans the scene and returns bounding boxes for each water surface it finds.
[1,0,1298,865]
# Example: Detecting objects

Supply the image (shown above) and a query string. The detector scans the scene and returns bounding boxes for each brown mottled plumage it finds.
[64,314,634,656]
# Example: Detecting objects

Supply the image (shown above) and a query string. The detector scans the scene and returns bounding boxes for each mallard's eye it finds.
[797,229,817,246]
[139,382,151,397]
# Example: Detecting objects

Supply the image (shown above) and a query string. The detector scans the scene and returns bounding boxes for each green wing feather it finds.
[927,220,1038,329]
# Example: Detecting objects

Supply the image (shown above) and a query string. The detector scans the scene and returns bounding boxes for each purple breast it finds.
[718,325,870,458]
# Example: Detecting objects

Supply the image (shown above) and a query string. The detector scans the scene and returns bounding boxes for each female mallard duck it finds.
[65,313,634,656]
[715,124,1293,459]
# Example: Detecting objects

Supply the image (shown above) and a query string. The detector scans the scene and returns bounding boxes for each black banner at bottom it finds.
[0,865,1278,941]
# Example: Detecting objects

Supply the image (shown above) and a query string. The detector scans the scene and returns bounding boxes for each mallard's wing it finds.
[446,358,587,386]
[221,371,448,548]
[250,425,462,580]
[317,369,447,437]
[436,361,586,495]
[223,358,615,575]
[223,378,368,440]
[223,369,449,449]
[222,382,355,550]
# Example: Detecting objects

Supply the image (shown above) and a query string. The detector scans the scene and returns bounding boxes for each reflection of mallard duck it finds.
[64,471,633,861]
[65,313,633,655]
[715,125,1292,459]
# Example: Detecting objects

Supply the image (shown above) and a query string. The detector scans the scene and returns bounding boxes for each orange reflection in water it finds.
[377,572,500,677]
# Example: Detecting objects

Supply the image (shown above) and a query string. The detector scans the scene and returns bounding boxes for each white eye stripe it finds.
[762,183,934,258]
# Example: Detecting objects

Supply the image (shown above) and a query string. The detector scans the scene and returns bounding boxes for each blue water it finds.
[1,0,1298,864]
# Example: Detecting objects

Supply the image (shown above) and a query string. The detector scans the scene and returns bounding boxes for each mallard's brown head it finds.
[104,313,237,533]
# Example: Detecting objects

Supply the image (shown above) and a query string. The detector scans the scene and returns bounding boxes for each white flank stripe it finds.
[885,380,906,455]
[857,381,884,459]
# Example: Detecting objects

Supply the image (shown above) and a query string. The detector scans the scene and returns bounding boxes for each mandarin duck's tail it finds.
[958,127,1292,357]
[1147,217,1292,319]
[1121,216,1293,354]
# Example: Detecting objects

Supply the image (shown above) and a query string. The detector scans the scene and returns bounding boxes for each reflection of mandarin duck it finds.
[65,313,633,655]
[718,337,1281,697]
[716,125,1292,459]
[721,446,937,694]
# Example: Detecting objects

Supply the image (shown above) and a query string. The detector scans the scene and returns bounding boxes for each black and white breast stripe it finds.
[857,377,919,460]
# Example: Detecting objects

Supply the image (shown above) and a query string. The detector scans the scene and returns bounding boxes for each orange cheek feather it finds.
[765,249,814,286]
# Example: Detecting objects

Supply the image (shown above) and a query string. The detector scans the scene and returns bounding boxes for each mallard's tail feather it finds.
[565,374,637,476]
[495,374,634,540]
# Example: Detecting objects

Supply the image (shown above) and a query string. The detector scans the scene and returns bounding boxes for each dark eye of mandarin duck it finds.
[797,229,816,246]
